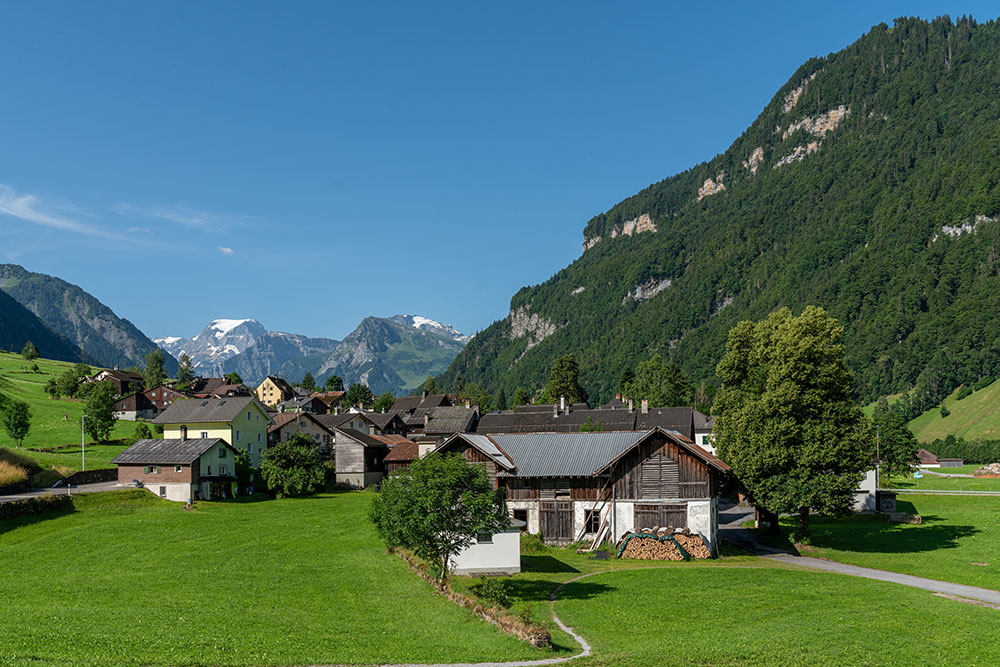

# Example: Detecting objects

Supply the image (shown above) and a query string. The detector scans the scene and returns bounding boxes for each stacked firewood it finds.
[673,533,712,559]
[615,527,713,560]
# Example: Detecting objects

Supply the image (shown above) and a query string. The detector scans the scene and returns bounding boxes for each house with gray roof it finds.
[333,427,390,488]
[435,428,729,553]
[111,437,240,502]
[153,396,271,466]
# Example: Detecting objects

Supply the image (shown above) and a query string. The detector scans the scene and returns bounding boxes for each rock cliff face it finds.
[696,173,726,201]
[0,264,175,372]
[508,306,558,353]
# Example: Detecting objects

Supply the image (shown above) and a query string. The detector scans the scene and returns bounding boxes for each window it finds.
[512,509,528,530]
[235,430,241,441]
[144,465,161,474]
[476,533,493,544]
[220,465,228,475]
[257,433,262,442]
[174,465,182,473]
[249,444,254,455]
[207,465,212,475]
[219,447,226,458]
[159,486,166,497]
[200,431,209,438]
[584,509,601,534]
[248,411,252,420]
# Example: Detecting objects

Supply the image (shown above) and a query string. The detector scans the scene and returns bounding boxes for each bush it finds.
[974,377,993,391]
[940,403,951,418]
[957,385,973,400]
[259,435,324,498]
[470,576,510,608]
[519,532,547,553]
[0,493,71,520]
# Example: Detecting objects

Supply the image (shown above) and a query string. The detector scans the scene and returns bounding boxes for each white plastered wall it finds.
[450,527,521,575]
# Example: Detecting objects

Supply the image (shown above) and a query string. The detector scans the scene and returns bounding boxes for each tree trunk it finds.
[759,507,781,534]
[798,506,810,538]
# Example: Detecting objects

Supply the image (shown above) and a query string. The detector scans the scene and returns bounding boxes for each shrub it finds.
[471,576,511,608]
[940,403,950,418]
[0,493,71,520]
[520,532,547,553]
[0,460,28,486]
[974,376,993,391]
[957,385,973,400]
[259,435,325,498]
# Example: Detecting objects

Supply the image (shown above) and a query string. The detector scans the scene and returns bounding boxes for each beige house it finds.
[255,376,295,407]
[153,397,272,466]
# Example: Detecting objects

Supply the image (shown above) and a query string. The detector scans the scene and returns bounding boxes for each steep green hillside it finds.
[0,289,85,363]
[442,16,1000,408]
[907,379,1000,441]
[0,264,177,374]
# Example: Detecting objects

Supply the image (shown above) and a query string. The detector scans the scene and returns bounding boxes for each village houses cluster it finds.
[106,369,879,573]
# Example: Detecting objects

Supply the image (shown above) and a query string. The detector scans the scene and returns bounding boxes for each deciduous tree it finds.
[346,382,374,408]
[84,380,118,442]
[624,355,691,407]
[259,433,325,498]
[2,399,31,447]
[374,390,395,413]
[143,348,167,390]
[714,306,870,541]
[325,374,344,392]
[224,371,243,385]
[370,452,510,582]
[20,341,39,361]
[176,353,194,389]
[871,399,919,482]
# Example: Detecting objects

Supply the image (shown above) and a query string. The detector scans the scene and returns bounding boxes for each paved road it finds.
[718,500,1000,605]
[922,469,974,478]
[0,481,120,504]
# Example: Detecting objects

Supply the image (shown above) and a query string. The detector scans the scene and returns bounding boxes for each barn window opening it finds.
[584,509,601,533]
[512,509,528,529]
[476,533,493,544]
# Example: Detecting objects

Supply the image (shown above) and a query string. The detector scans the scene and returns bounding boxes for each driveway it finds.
[0,481,121,504]
[718,499,1000,606]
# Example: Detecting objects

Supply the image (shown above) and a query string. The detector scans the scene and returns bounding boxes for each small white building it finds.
[449,519,524,576]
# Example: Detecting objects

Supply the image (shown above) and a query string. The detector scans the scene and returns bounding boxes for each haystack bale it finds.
[674,533,712,558]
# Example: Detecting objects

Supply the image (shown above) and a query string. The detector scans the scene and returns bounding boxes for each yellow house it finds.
[255,376,295,407]
[153,397,272,466]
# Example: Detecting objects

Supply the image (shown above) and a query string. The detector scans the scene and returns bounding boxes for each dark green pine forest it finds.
[440,16,1000,414]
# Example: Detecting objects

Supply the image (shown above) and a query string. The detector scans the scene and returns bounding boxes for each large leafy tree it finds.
[624,354,692,407]
[714,306,870,540]
[176,353,195,389]
[374,390,395,413]
[2,399,31,447]
[422,376,442,395]
[870,398,919,483]
[143,348,167,391]
[20,341,39,361]
[259,433,325,498]
[224,371,243,385]
[370,452,510,582]
[84,380,118,442]
[324,375,344,392]
[345,382,374,408]
[542,354,586,404]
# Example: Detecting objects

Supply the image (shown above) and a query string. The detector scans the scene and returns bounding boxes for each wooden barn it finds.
[434,428,730,554]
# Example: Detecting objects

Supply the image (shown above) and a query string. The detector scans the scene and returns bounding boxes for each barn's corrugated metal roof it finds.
[489,431,650,477]
[459,434,515,470]
[111,438,228,465]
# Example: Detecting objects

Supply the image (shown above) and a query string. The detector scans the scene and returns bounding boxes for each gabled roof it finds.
[389,393,451,415]
[424,406,479,434]
[152,396,269,424]
[474,405,706,441]
[917,448,939,465]
[190,377,229,395]
[370,433,412,447]
[383,440,420,462]
[268,411,334,434]
[95,369,144,383]
[439,428,729,478]
[315,412,373,430]
[334,427,389,448]
[111,438,231,465]
[365,411,407,431]
[259,375,295,395]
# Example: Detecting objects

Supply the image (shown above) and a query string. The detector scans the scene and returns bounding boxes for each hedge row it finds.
[0,494,71,520]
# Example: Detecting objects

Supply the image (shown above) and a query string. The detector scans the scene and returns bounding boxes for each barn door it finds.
[633,504,687,531]
[539,500,574,543]
[640,454,680,499]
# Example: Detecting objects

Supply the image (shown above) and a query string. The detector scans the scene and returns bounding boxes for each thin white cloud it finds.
[115,202,252,230]
[218,246,235,256]
[0,184,122,240]
[126,225,152,234]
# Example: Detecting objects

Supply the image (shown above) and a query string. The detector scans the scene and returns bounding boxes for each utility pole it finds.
[81,415,86,472]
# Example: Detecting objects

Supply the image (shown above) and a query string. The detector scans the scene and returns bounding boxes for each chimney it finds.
[560,395,566,413]
[628,399,633,412]
[465,399,470,409]
[422,390,428,399]
[553,403,559,418]
[641,399,649,414]
[424,412,429,428]
[180,425,188,441]
[113,365,120,371]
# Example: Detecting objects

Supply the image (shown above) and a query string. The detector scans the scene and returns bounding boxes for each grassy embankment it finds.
[3,489,998,665]
[0,351,135,478]
[904,378,1000,442]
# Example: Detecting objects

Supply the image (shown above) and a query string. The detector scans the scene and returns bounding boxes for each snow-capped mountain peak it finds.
[391,314,470,343]
[210,318,254,337]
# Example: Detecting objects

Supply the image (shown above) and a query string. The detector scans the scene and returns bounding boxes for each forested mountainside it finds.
[0,264,176,373]
[0,289,87,362]
[441,16,1000,412]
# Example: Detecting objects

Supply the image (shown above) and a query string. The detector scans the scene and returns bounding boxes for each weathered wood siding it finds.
[334,434,365,474]
[450,442,501,489]
[612,433,712,500]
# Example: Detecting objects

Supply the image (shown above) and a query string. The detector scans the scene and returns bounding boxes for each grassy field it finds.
[557,567,1000,666]
[886,470,1000,492]
[0,490,545,666]
[0,351,134,472]
[908,379,1000,442]
[776,494,1000,590]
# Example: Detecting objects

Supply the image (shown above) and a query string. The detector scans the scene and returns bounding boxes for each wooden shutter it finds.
[640,455,680,499]
[539,479,556,499]
[634,503,688,531]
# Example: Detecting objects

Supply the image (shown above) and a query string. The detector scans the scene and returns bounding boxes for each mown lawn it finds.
[887,471,1000,493]
[0,490,546,666]
[557,567,1000,666]
[0,351,135,471]
[779,495,1000,590]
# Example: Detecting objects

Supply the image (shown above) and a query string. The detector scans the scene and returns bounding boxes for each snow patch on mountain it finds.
[391,314,470,343]
[211,318,253,337]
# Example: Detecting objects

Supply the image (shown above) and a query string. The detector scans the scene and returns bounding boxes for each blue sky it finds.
[1,2,995,341]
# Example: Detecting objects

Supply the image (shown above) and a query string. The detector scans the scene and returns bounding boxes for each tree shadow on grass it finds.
[0,502,76,537]
[520,554,581,574]
[507,577,614,604]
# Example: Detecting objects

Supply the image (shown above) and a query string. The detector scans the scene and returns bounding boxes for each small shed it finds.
[917,448,940,468]
[449,519,525,576]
